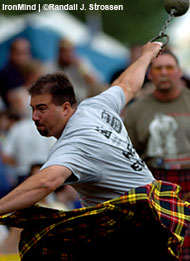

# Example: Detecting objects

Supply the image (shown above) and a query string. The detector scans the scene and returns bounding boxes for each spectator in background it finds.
[47,38,105,102]
[0,111,21,191]
[124,49,190,167]
[0,110,20,140]
[0,38,32,108]
[1,118,55,186]
[0,112,22,255]
[6,60,46,119]
[124,49,190,260]
[0,56,50,188]
[0,159,13,198]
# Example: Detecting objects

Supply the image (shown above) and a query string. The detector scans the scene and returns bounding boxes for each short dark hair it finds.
[29,72,77,106]
[150,48,180,67]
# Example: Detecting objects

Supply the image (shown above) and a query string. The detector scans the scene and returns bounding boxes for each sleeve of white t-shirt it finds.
[80,86,126,115]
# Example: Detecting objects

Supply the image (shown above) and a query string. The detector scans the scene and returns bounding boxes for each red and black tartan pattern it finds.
[0,180,190,260]
[151,168,190,261]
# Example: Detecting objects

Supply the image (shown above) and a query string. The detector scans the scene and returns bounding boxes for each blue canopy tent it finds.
[0,23,127,83]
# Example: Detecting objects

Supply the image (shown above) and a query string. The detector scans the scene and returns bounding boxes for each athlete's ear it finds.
[62,102,71,116]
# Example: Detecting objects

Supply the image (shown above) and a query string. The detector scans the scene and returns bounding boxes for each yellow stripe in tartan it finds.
[35,233,42,240]
[0,254,20,261]
[106,219,116,226]
[20,200,137,258]
[149,185,190,223]
[106,193,148,205]
[20,223,57,258]
[168,234,182,258]
[20,205,118,258]
[151,201,187,243]
[133,193,149,202]
[154,190,176,197]
[152,200,187,223]
[126,192,138,203]
[175,203,186,236]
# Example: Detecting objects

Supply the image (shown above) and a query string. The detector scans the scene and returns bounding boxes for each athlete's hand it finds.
[142,41,163,61]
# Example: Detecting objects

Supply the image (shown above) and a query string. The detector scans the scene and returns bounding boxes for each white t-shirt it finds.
[42,86,155,206]
[3,119,55,177]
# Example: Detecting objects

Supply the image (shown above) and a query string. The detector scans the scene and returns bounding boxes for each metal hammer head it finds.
[164,0,189,16]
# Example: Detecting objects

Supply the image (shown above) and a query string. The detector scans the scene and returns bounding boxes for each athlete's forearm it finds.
[116,54,151,98]
[0,184,49,215]
[0,174,52,215]
[112,42,162,103]
[0,166,71,215]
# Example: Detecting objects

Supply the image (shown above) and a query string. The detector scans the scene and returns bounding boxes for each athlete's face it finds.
[30,93,66,139]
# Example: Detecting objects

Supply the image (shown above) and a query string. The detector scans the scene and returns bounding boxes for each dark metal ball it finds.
[164,0,189,16]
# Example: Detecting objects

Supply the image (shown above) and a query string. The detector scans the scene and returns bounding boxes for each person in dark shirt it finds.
[0,38,32,107]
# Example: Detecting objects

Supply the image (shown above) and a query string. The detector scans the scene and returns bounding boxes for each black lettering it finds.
[123,150,134,160]
[95,127,112,139]
[111,117,122,133]
[102,111,110,124]
[131,160,146,171]
[131,161,143,171]
[101,111,122,133]
[126,143,135,155]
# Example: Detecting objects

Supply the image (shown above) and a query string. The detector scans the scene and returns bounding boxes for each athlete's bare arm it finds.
[0,165,71,215]
[112,42,162,104]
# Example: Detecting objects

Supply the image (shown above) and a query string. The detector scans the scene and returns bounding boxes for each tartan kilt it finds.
[151,169,190,261]
[0,180,190,260]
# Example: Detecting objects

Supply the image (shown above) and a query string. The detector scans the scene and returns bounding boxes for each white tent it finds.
[168,9,190,75]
